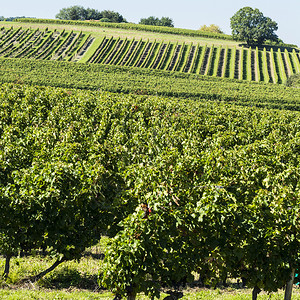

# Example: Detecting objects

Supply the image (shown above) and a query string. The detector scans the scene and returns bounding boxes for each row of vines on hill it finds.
[88,37,300,83]
[1,27,299,83]
[0,26,93,61]
[1,58,300,111]
[15,18,235,41]
[1,83,300,300]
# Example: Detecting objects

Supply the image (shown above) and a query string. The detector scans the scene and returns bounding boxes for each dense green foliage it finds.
[199,24,224,34]
[286,73,300,87]
[0,84,129,275]
[139,16,174,27]
[0,81,300,299]
[55,6,126,23]
[231,7,278,46]
[0,58,300,110]
[1,17,300,300]
[98,96,300,298]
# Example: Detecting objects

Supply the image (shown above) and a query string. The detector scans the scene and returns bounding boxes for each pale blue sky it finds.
[2,0,299,46]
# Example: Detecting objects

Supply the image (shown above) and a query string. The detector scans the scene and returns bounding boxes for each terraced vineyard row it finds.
[1,27,300,84]
[88,37,300,83]
[0,26,93,61]
[2,58,300,112]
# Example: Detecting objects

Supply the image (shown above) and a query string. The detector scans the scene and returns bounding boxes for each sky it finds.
[2,0,300,46]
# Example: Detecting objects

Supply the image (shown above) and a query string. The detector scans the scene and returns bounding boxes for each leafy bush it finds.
[199,24,224,34]
[285,73,300,87]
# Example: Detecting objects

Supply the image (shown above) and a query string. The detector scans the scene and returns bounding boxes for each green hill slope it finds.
[85,37,300,83]
[1,19,300,300]
[0,20,299,84]
[1,58,300,110]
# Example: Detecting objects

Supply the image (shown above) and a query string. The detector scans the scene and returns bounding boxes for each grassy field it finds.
[1,252,300,300]
[1,232,300,299]
[1,289,300,300]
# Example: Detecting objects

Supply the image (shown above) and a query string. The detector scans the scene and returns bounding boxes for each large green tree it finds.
[230,7,278,46]
[55,6,91,20]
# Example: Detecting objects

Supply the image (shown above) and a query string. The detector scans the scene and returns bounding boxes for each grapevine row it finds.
[0,58,300,111]
[1,28,299,83]
[1,82,300,299]
[83,37,300,83]
[0,27,91,61]
[86,38,299,84]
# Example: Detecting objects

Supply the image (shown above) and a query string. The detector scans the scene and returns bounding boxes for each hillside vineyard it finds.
[2,17,300,299]
[0,27,93,61]
[1,27,300,84]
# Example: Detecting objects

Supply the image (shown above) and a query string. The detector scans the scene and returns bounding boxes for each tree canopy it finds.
[286,73,300,88]
[55,6,127,23]
[0,16,30,21]
[199,24,224,34]
[139,16,174,27]
[100,10,127,23]
[230,7,278,46]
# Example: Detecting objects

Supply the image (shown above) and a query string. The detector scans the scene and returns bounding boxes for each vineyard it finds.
[1,82,300,300]
[0,26,300,83]
[0,26,93,61]
[87,37,300,83]
[1,58,300,111]
[1,18,300,300]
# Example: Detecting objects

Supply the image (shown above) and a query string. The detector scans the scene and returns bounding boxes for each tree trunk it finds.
[3,255,11,278]
[284,268,295,300]
[252,286,261,300]
[29,256,66,282]
[127,291,137,300]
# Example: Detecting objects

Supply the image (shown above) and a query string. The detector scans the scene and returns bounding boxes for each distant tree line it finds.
[139,16,174,27]
[1,5,287,47]
[55,6,175,27]
[0,16,34,21]
[55,6,127,23]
